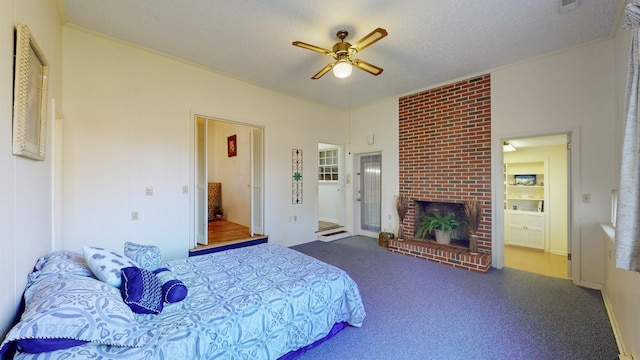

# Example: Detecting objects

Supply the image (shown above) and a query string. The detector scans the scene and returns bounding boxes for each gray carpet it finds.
[291,236,619,360]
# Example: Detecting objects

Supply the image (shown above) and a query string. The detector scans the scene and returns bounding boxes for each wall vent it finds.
[559,0,579,13]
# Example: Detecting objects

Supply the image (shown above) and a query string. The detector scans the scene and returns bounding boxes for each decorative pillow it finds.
[0,274,148,354]
[154,268,188,303]
[124,242,162,271]
[121,267,164,315]
[83,246,140,288]
[27,251,94,287]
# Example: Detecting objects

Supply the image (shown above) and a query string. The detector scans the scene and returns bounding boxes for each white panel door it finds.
[195,117,208,245]
[250,128,263,236]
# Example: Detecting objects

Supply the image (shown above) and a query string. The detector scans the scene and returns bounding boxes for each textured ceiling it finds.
[62,0,624,109]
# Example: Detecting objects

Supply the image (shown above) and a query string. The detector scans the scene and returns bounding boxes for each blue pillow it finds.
[124,242,162,271]
[154,268,188,303]
[121,266,164,314]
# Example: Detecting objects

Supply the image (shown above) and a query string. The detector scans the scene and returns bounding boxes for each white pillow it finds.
[83,246,140,287]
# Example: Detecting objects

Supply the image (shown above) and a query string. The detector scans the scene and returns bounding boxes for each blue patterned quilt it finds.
[14,244,366,359]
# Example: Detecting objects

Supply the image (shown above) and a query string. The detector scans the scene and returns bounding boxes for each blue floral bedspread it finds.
[14,243,366,359]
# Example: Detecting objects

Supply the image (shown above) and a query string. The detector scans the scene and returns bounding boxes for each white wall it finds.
[504,145,568,255]
[603,226,640,359]
[601,3,640,357]
[61,26,347,260]
[344,98,400,236]
[318,182,339,223]
[0,0,62,339]
[492,39,616,285]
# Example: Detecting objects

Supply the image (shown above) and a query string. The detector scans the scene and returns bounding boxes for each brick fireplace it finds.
[389,74,492,272]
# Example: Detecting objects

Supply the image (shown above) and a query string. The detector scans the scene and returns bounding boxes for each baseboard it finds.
[189,237,268,256]
[549,249,568,256]
[602,289,632,359]
[578,280,603,290]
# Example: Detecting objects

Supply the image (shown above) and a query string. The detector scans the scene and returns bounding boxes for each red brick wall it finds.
[399,74,492,253]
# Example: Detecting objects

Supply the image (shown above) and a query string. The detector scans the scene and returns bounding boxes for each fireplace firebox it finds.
[413,201,469,247]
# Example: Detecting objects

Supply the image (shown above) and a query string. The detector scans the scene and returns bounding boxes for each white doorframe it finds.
[493,127,581,286]
[191,114,265,248]
[317,142,345,228]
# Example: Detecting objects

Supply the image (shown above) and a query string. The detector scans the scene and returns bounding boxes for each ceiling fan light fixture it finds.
[333,60,352,78]
[292,28,387,79]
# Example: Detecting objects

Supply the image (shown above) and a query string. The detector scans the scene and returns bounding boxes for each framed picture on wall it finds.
[12,24,49,161]
[227,134,237,157]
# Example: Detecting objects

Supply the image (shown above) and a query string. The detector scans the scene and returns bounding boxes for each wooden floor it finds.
[504,245,569,279]
[318,220,340,232]
[193,220,266,251]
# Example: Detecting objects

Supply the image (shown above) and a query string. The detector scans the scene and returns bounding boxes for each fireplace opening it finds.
[414,200,469,247]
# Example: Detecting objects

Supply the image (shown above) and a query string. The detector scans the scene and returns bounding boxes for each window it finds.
[318,148,339,181]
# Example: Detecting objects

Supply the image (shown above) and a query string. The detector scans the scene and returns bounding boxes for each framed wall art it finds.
[292,149,302,204]
[12,24,49,161]
[227,134,237,157]
[514,174,536,186]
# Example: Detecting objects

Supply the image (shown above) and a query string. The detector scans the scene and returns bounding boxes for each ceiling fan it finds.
[292,28,388,80]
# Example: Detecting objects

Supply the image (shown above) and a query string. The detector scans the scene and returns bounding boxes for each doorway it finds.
[354,152,382,238]
[193,115,265,250]
[502,134,570,279]
[317,142,344,232]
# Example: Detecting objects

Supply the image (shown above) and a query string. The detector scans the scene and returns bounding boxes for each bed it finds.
[0,243,366,359]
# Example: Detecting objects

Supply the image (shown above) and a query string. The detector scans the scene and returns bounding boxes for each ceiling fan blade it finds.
[292,41,332,55]
[352,59,383,76]
[311,63,334,80]
[351,28,388,52]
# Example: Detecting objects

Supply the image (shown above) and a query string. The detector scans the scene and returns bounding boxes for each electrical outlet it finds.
[131,211,139,221]
[182,185,189,194]
[146,186,153,196]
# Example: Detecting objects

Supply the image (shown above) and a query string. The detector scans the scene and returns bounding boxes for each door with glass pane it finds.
[359,153,381,235]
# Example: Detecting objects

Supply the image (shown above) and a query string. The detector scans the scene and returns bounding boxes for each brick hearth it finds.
[388,239,490,273]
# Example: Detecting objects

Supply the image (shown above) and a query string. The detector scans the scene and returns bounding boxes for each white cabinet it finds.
[507,211,545,249]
